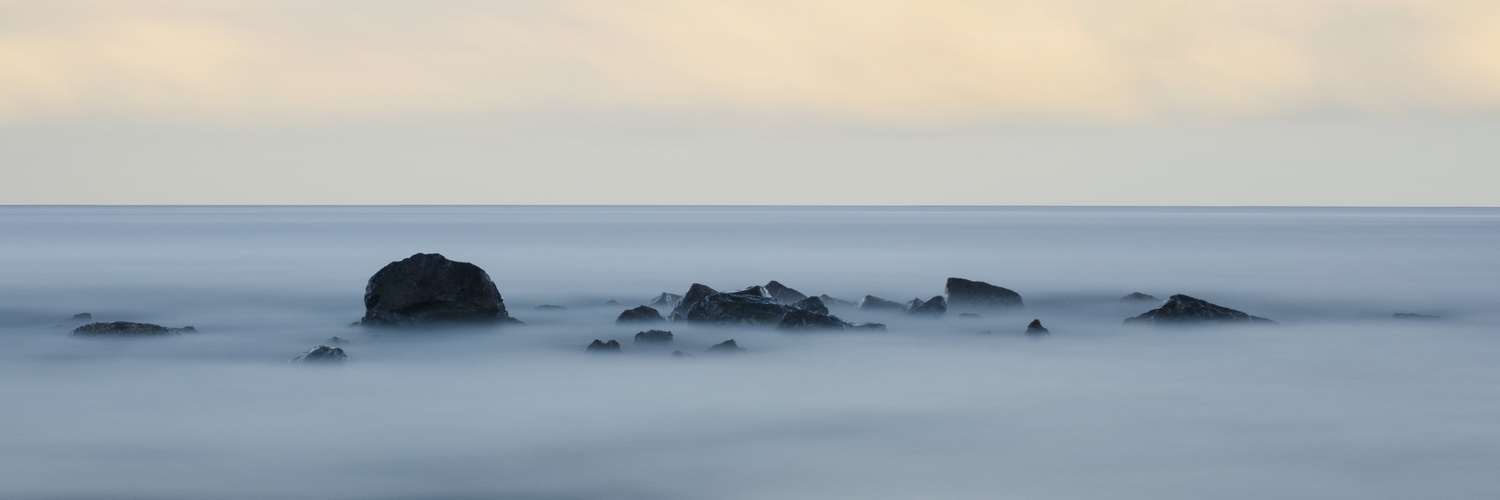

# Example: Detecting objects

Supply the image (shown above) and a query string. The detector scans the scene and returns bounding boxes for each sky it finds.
[2,0,1498,205]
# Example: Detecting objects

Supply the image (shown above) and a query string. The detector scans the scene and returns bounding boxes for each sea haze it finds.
[1,206,1498,500]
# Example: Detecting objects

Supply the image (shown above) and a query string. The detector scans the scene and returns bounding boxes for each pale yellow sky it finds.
[1,0,1498,205]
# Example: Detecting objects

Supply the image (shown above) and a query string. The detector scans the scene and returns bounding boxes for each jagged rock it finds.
[325,336,351,345]
[907,296,947,316]
[819,294,858,308]
[648,293,683,309]
[1393,313,1441,320]
[792,296,829,315]
[359,253,519,327]
[71,322,191,337]
[1125,294,1276,325]
[533,304,566,310]
[633,329,674,344]
[764,281,809,304]
[707,339,745,353]
[1120,292,1158,302]
[944,278,1023,310]
[669,284,720,320]
[858,295,906,311]
[292,345,347,363]
[848,322,887,331]
[1026,319,1050,335]
[729,286,773,298]
[958,313,982,319]
[616,305,665,324]
[684,292,793,326]
[776,309,849,331]
[586,339,621,353]
[72,312,92,320]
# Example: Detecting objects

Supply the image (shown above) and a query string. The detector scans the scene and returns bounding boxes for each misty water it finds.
[2,206,1498,499]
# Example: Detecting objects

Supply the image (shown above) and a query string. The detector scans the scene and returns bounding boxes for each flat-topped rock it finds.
[71,321,193,337]
[944,277,1023,310]
[360,253,519,327]
[616,305,665,324]
[1125,294,1276,325]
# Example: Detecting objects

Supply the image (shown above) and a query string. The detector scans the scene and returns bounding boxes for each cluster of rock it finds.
[586,331,742,356]
[653,283,885,332]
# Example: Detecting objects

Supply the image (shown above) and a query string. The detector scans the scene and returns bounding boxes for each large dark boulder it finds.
[1025,319,1050,335]
[616,305,665,324]
[1125,294,1276,325]
[907,296,947,316]
[776,309,849,331]
[944,278,1023,310]
[633,330,674,344]
[764,281,809,304]
[586,339,622,353]
[292,345,348,363]
[791,296,829,315]
[71,321,193,337]
[669,283,719,320]
[858,295,906,311]
[360,253,518,327]
[684,292,793,326]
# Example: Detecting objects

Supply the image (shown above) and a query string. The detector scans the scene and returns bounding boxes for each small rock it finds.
[1125,294,1276,325]
[586,339,622,353]
[907,296,947,316]
[616,305,665,324]
[958,313,982,319]
[791,296,829,315]
[858,295,907,311]
[1120,292,1158,302]
[325,336,351,345]
[533,304,566,310]
[633,329,674,344]
[71,322,182,337]
[1393,313,1441,320]
[944,277,1024,310]
[1025,319,1050,335]
[764,281,809,304]
[72,312,92,320]
[707,339,745,353]
[292,345,348,363]
[648,293,683,309]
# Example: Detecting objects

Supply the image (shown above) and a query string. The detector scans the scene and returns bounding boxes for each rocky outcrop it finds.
[707,339,745,353]
[1125,294,1276,325]
[586,339,622,353]
[1120,292,1158,302]
[616,305,665,324]
[359,253,519,327]
[907,296,947,316]
[764,281,809,304]
[633,329,674,344]
[71,322,193,337]
[791,296,829,315]
[683,292,794,326]
[819,294,858,308]
[1025,319,1050,335]
[648,293,683,309]
[944,278,1023,310]
[775,309,849,331]
[858,295,906,311]
[292,345,347,363]
[669,283,719,320]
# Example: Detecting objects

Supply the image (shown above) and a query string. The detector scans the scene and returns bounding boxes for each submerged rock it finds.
[616,305,665,324]
[325,336,351,345]
[944,277,1024,310]
[633,329,674,344]
[71,322,192,337]
[764,281,809,304]
[292,345,347,363]
[669,283,720,320]
[605,300,620,306]
[819,294,858,308]
[957,313,982,319]
[684,292,793,326]
[776,309,849,331]
[858,295,907,311]
[791,296,829,315]
[672,350,691,358]
[586,339,622,353]
[72,312,92,320]
[848,322,888,331]
[1393,313,1441,320]
[1025,319,1050,335]
[707,339,745,353]
[359,253,519,327]
[1125,294,1276,325]
[1120,292,1158,302]
[907,296,947,316]
[648,293,683,309]
[533,304,566,311]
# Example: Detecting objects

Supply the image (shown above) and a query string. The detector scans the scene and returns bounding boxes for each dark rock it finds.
[605,300,620,306]
[858,295,906,311]
[586,339,622,353]
[819,294,858,308]
[633,329,674,344]
[648,293,683,309]
[292,345,347,363]
[71,321,186,337]
[672,350,691,358]
[72,312,92,320]
[848,322,888,331]
[616,305,665,324]
[359,253,518,327]
[1393,313,1441,320]
[706,339,745,353]
[1120,292,1158,302]
[684,292,793,326]
[907,296,947,316]
[791,296,829,315]
[958,313,982,319]
[1125,294,1276,325]
[764,281,809,304]
[1026,319,1050,335]
[776,309,849,331]
[729,286,773,298]
[944,277,1024,310]
[533,304,566,310]
[669,283,720,320]
[325,336,351,345]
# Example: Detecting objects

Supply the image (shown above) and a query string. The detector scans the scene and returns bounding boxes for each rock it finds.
[848,322,888,331]
[684,292,793,326]
[858,295,906,311]
[72,312,92,320]
[605,300,620,306]
[71,322,190,337]
[819,294,858,308]
[707,339,745,353]
[776,309,849,331]
[729,286,773,298]
[671,350,691,358]
[586,339,622,353]
[907,296,947,316]
[648,293,683,309]
[1120,292,1158,302]
[764,281,809,304]
[791,296,829,315]
[958,313,982,319]
[669,283,720,320]
[359,253,519,327]
[1125,294,1276,325]
[616,305,665,324]
[944,277,1024,310]
[1393,313,1441,320]
[1026,319,1050,335]
[633,329,674,344]
[533,304,566,310]
[292,345,348,363]
[325,336,351,345]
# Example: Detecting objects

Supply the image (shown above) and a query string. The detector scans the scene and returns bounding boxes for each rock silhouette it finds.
[944,278,1023,310]
[360,253,518,327]
[71,322,193,337]
[616,305,665,324]
[1026,319,1050,335]
[1125,295,1276,325]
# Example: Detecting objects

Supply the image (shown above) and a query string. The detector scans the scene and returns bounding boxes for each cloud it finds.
[1,0,1499,124]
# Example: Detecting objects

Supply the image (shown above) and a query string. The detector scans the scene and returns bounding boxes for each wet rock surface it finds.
[586,339,622,353]
[944,277,1024,310]
[360,253,518,327]
[292,345,347,363]
[633,329,674,344]
[71,322,192,337]
[616,305,665,324]
[1026,319,1050,335]
[1125,294,1276,325]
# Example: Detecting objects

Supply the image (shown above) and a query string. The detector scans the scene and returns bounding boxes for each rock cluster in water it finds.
[360,253,520,327]
[1125,294,1276,325]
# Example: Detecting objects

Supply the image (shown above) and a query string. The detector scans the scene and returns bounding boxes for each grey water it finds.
[1,206,1498,500]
